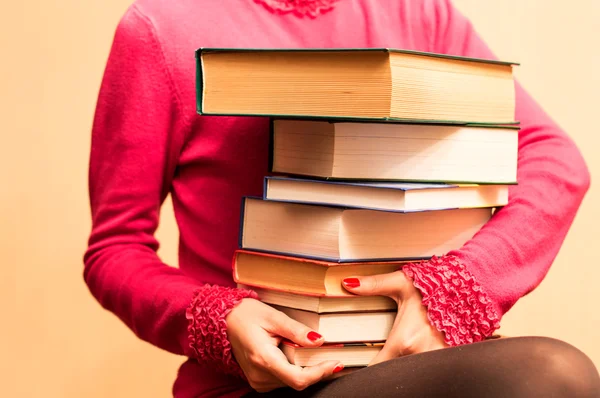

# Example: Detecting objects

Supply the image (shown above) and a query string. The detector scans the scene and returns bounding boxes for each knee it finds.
[528,337,600,397]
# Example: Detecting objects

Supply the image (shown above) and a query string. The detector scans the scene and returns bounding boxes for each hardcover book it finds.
[196,48,517,124]
[269,119,519,184]
[264,176,509,211]
[233,251,402,296]
[238,284,397,313]
[274,306,395,343]
[239,198,492,262]
[281,341,384,367]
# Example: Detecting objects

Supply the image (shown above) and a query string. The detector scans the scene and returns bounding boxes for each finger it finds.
[342,271,407,298]
[266,308,324,347]
[369,341,400,366]
[262,345,342,391]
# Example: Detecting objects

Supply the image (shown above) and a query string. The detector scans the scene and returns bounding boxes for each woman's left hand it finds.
[342,270,448,365]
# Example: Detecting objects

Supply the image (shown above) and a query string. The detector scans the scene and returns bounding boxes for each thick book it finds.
[274,306,394,343]
[270,119,519,184]
[238,284,396,313]
[264,177,509,212]
[233,251,403,296]
[196,48,517,124]
[281,341,384,367]
[239,198,492,262]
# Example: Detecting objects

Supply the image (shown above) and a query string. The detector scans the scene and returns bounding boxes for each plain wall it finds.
[1,1,598,396]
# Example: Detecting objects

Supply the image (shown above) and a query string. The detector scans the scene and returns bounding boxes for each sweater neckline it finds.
[253,0,340,18]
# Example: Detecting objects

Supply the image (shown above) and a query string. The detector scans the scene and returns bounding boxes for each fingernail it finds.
[343,278,360,288]
[307,331,322,341]
[333,364,344,373]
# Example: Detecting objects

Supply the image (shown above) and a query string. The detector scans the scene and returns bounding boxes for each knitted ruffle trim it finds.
[403,255,501,346]
[254,0,340,18]
[186,284,258,377]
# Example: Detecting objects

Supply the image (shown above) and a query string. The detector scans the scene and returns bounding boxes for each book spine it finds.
[262,177,269,200]
[238,197,247,249]
[195,49,204,114]
[268,118,275,173]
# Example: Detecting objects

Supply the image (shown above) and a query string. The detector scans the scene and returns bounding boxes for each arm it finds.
[402,0,591,345]
[84,6,256,374]
[87,8,367,391]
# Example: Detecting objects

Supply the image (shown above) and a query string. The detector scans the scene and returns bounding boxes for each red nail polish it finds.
[333,364,344,373]
[307,331,322,341]
[343,278,360,288]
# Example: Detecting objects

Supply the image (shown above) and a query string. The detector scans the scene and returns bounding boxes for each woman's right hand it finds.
[226,298,343,392]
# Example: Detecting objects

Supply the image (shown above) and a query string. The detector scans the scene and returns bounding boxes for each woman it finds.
[85,0,599,396]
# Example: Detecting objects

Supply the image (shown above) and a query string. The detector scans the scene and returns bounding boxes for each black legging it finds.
[245,337,600,397]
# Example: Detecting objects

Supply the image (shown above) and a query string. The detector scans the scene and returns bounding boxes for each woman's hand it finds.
[226,298,343,392]
[342,270,448,365]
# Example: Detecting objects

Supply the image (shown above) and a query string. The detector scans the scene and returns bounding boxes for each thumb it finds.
[369,342,399,366]
[342,271,408,299]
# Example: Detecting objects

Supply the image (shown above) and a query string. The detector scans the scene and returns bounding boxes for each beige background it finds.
[1,1,598,397]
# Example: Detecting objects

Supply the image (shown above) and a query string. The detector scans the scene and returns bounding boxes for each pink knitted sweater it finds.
[84,0,590,396]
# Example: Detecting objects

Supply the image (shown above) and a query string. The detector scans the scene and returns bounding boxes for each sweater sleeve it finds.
[402,0,591,346]
[84,6,256,375]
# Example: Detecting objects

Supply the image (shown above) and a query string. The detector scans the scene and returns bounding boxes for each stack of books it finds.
[196,48,518,367]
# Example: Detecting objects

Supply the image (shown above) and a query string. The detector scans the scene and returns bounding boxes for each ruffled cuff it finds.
[402,255,500,346]
[185,284,258,377]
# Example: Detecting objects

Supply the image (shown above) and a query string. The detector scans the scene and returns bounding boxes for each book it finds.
[196,48,517,124]
[274,306,395,343]
[233,251,403,296]
[281,341,384,367]
[238,284,397,313]
[270,119,519,184]
[239,198,492,262]
[264,177,509,212]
